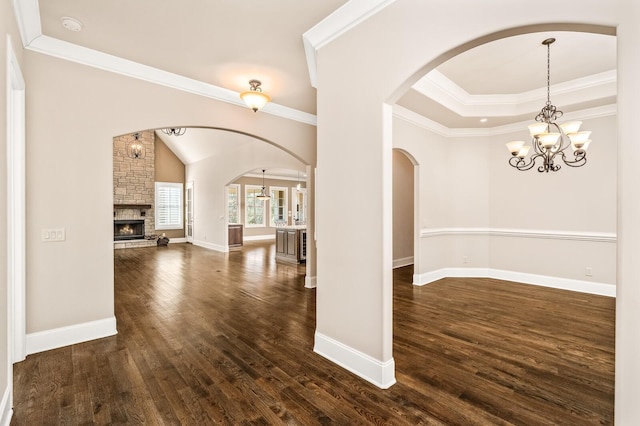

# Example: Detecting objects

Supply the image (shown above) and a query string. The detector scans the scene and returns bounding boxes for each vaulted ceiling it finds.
[17,0,616,165]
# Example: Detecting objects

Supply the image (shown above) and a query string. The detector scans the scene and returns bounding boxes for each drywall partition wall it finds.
[186,140,305,251]
[392,150,414,267]
[488,114,617,288]
[2,3,25,422]
[616,8,640,420]
[154,136,186,239]
[23,50,316,346]
[315,0,628,398]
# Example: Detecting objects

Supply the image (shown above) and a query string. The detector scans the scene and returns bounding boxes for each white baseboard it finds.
[169,237,187,243]
[314,332,396,389]
[393,256,414,269]
[0,384,11,426]
[413,267,616,297]
[305,276,317,289]
[192,240,228,253]
[244,235,276,242]
[26,316,117,355]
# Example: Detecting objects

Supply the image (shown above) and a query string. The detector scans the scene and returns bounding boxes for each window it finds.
[245,185,266,227]
[155,182,183,230]
[227,184,241,224]
[270,186,288,226]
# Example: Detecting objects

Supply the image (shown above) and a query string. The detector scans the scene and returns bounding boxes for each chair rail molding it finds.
[420,227,616,243]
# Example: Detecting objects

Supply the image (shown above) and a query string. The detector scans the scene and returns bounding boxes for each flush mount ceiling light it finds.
[161,128,186,136]
[257,169,270,201]
[126,133,145,159]
[240,80,271,112]
[506,38,592,173]
[61,17,83,32]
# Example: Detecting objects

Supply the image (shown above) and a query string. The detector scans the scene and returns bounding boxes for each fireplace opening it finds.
[114,219,145,241]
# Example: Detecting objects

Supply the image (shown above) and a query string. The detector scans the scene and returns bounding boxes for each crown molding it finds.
[414,69,617,118]
[12,0,317,126]
[393,103,617,138]
[11,0,41,47]
[303,0,397,88]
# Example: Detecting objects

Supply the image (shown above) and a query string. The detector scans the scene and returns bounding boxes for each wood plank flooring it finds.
[11,242,615,425]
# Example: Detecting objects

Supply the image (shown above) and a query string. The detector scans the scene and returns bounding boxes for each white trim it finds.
[169,237,187,244]
[244,234,276,242]
[393,256,414,269]
[0,384,11,426]
[313,332,396,389]
[7,34,26,366]
[393,103,617,138]
[269,186,289,226]
[419,227,616,243]
[11,0,41,47]
[25,36,317,126]
[26,317,117,355]
[193,240,228,253]
[413,69,617,118]
[302,0,397,87]
[413,267,616,297]
[304,275,317,289]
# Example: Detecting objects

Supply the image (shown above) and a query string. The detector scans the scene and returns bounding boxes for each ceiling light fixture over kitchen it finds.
[240,80,271,112]
[505,38,592,173]
[257,170,270,201]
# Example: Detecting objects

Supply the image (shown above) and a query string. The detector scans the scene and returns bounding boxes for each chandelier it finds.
[257,169,270,200]
[240,80,271,112]
[506,38,592,173]
[161,127,186,136]
[126,132,145,159]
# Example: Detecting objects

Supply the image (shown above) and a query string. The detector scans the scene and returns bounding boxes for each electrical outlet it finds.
[585,267,593,277]
[42,228,65,242]
[463,256,468,264]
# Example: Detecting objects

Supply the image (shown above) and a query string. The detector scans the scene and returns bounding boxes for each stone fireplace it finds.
[113,130,156,248]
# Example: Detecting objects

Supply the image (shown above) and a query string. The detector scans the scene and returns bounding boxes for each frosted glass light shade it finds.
[517,146,530,158]
[560,121,582,134]
[572,139,592,151]
[538,132,561,149]
[528,123,548,137]
[506,141,525,154]
[240,91,271,112]
[568,131,592,145]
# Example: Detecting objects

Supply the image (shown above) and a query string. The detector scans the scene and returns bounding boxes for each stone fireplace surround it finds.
[113,130,156,249]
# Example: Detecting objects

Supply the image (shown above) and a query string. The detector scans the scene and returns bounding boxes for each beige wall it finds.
[154,136,185,238]
[392,150,414,265]
[1,0,24,416]
[316,0,634,414]
[186,140,305,251]
[23,49,315,339]
[394,114,617,284]
[232,175,306,238]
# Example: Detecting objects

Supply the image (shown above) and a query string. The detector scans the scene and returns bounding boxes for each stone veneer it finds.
[113,130,155,237]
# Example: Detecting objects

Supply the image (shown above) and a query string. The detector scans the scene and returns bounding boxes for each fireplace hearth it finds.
[114,219,145,241]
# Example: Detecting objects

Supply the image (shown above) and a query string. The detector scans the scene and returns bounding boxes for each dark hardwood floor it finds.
[12,241,615,425]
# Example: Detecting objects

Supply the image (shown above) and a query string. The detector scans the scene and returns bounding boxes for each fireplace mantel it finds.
[114,204,152,209]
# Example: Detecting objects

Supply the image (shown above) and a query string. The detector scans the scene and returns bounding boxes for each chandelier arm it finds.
[560,151,588,168]
[509,154,539,171]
